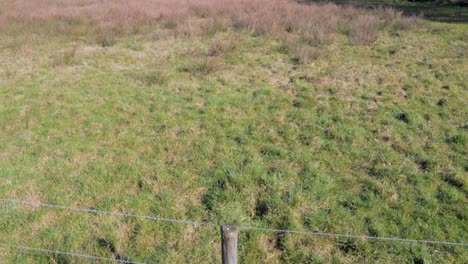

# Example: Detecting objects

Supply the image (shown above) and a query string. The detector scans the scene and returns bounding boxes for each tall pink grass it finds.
[0,0,417,47]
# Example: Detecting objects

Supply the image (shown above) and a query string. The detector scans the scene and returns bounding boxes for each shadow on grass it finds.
[300,1,468,23]
[393,3,468,23]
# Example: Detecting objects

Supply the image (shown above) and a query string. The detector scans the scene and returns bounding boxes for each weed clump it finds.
[178,58,223,76]
[134,71,169,86]
[51,45,78,66]
[348,15,382,45]
[208,38,236,57]
[100,35,115,47]
[196,58,224,75]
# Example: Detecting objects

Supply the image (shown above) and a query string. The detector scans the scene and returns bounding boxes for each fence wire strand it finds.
[0,242,144,264]
[238,226,468,247]
[0,198,216,227]
[0,196,467,264]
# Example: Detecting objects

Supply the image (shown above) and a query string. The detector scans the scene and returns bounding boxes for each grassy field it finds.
[0,0,467,263]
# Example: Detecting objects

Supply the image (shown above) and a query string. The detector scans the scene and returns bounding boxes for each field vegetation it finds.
[0,0,467,263]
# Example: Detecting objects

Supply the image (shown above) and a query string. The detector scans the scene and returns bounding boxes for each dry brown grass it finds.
[1,1,412,33]
[283,36,322,63]
[348,14,382,45]
[208,37,237,57]
[51,45,79,66]
[193,57,225,75]
[0,0,419,60]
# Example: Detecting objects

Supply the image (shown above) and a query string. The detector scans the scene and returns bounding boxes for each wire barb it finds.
[0,242,144,264]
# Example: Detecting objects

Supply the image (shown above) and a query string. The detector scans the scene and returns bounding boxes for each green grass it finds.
[0,18,467,263]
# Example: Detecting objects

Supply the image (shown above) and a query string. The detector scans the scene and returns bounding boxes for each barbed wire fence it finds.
[0,198,467,263]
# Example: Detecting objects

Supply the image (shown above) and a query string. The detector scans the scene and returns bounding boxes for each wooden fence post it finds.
[221,224,238,264]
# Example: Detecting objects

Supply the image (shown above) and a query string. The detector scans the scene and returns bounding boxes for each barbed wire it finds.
[1,197,467,251]
[0,198,216,227]
[0,242,144,264]
[238,226,468,247]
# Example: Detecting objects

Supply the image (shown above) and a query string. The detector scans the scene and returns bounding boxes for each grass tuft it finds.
[179,58,224,76]
[51,45,79,66]
[208,38,237,57]
[133,70,170,86]
[348,15,382,45]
